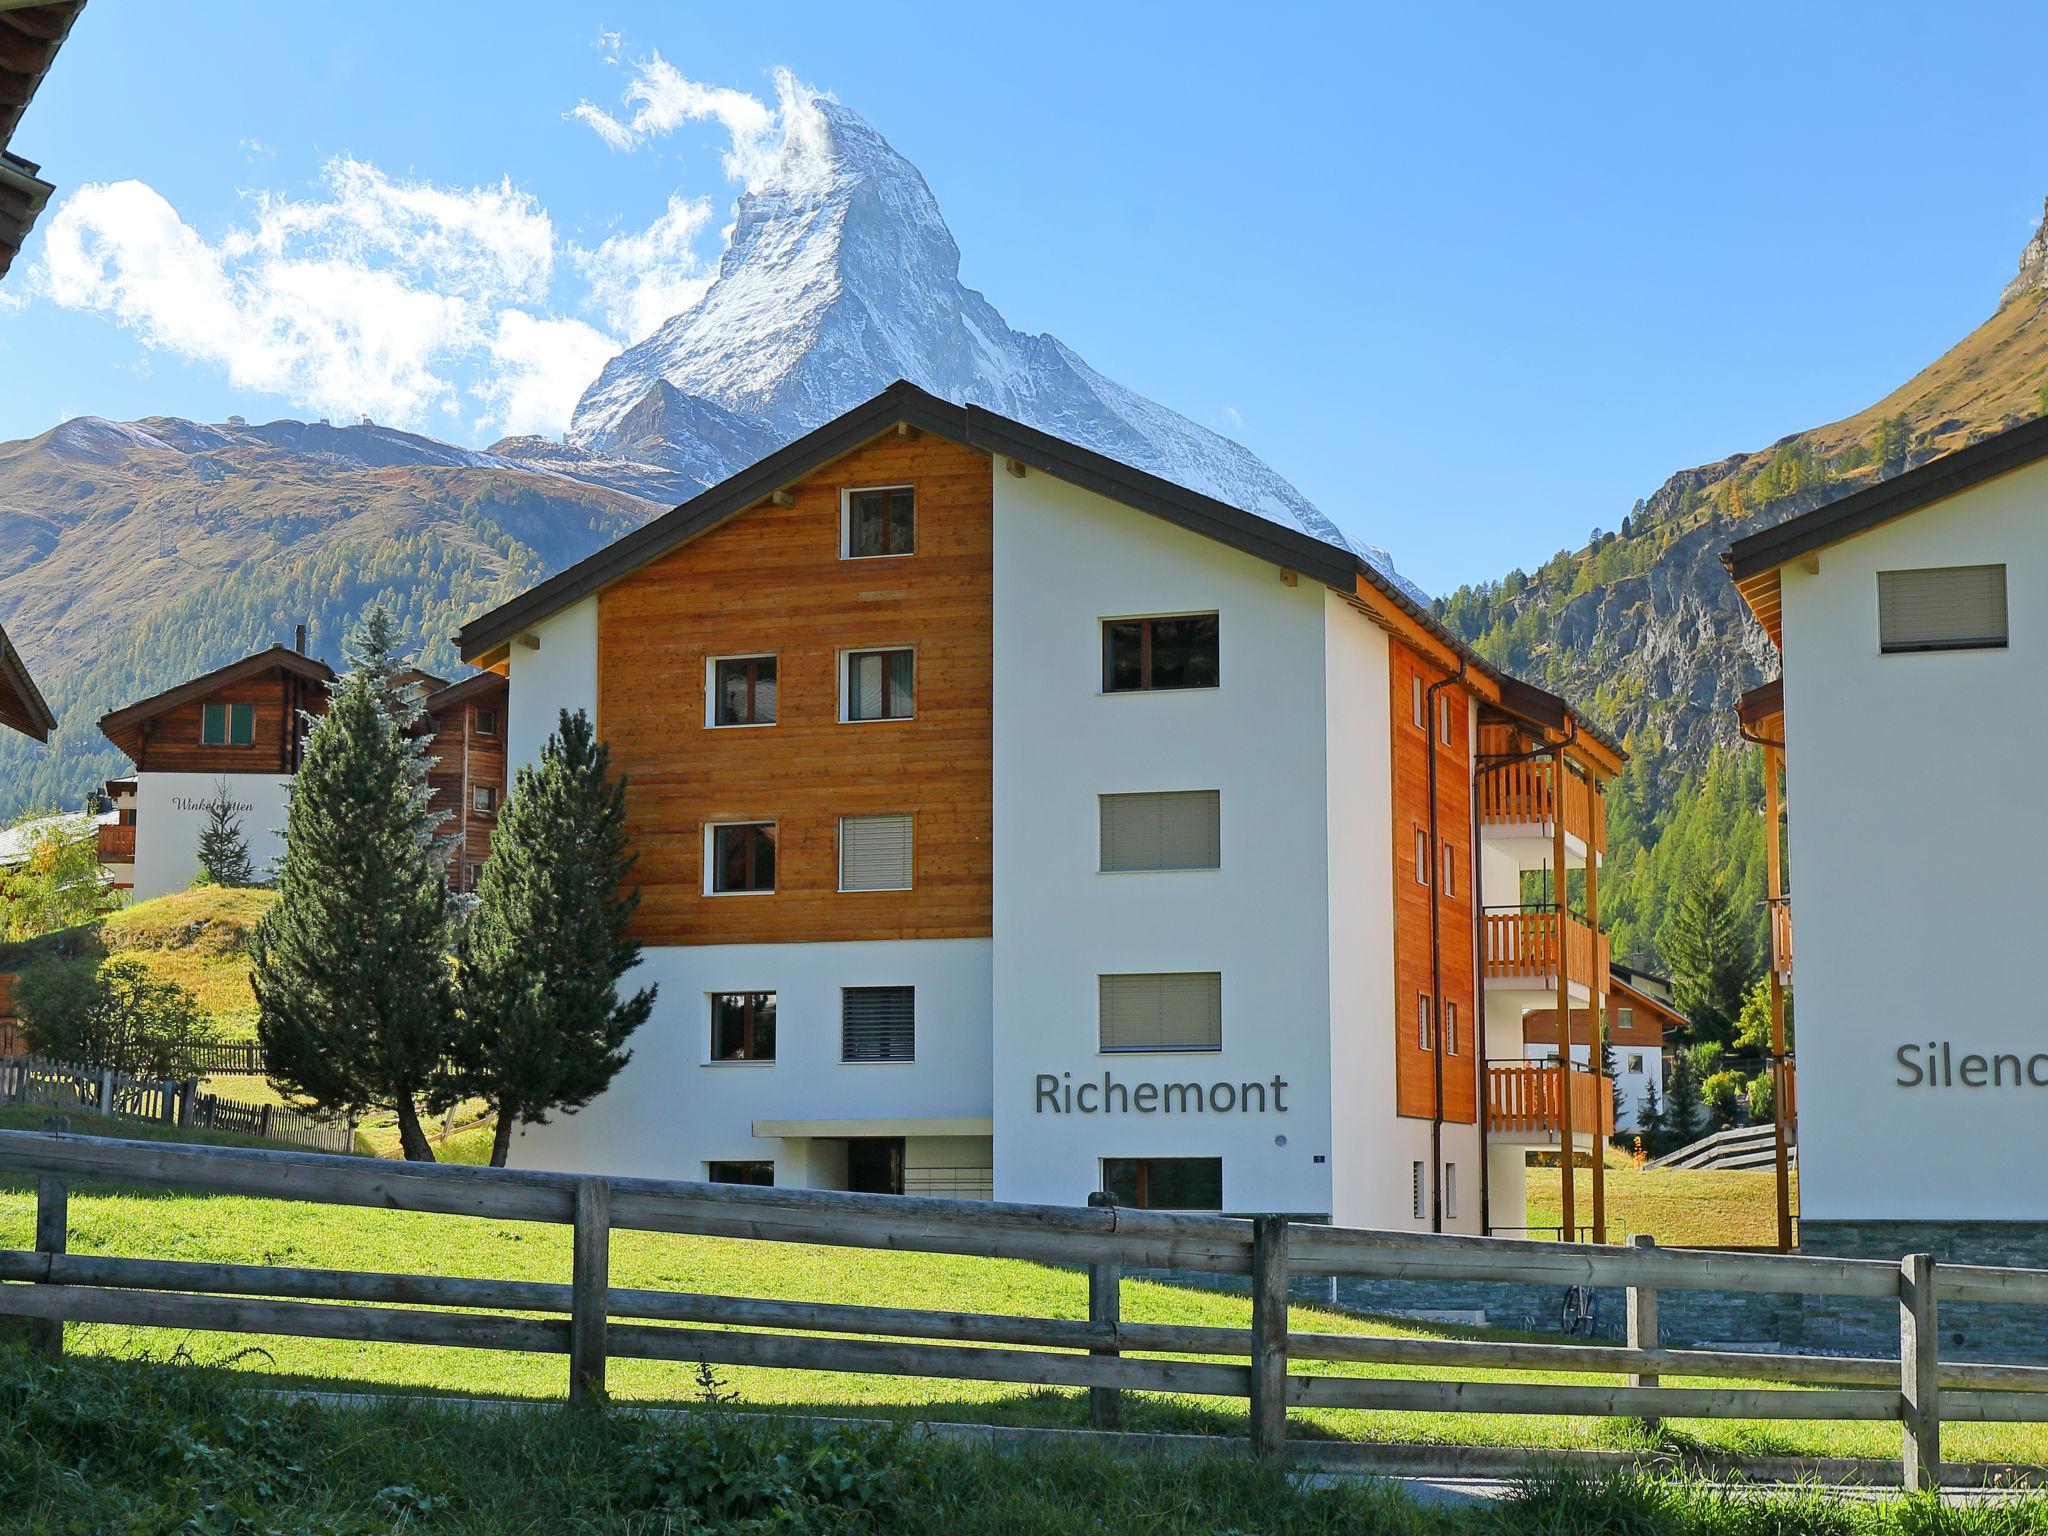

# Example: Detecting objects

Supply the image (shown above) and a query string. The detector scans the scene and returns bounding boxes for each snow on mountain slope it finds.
[569,96,1419,598]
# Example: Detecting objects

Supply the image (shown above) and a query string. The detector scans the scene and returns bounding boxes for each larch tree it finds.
[252,606,456,1161]
[450,708,654,1167]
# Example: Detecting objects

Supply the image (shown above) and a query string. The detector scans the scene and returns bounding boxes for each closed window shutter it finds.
[1099,972,1222,1052]
[1878,565,2007,652]
[840,814,913,891]
[842,986,915,1061]
[1099,791,1220,872]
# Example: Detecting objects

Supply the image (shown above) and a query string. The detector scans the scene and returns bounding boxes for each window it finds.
[1099,972,1223,1052]
[845,648,914,721]
[1102,614,1219,692]
[711,992,777,1062]
[1445,1001,1459,1057]
[119,808,137,827]
[1414,829,1429,884]
[1437,694,1452,746]
[842,985,914,1062]
[201,701,255,747]
[1878,564,2008,653]
[472,784,496,815]
[1443,1162,1458,1221]
[1412,674,1425,729]
[1417,993,1432,1052]
[840,814,914,892]
[464,862,482,893]
[1441,844,1456,898]
[474,707,498,737]
[1102,1157,1222,1211]
[711,655,778,726]
[707,1161,774,1186]
[709,822,777,894]
[1617,1006,1635,1031]
[1411,1161,1426,1220]
[1626,1051,1646,1074]
[844,486,916,557]
[1099,790,1221,872]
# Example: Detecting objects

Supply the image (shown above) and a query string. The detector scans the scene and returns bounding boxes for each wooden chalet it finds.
[422,670,509,891]
[98,644,334,776]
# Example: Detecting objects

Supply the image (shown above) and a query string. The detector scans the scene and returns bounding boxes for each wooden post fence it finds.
[1086,1190,1121,1431]
[1626,1233,1659,1432]
[1249,1214,1289,1465]
[1900,1252,1940,1491]
[570,1177,611,1406]
[30,1114,67,1360]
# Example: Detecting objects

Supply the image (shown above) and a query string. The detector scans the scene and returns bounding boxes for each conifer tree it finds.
[194,777,256,887]
[252,606,455,1161]
[1664,870,1758,1048]
[1602,1031,1623,1137]
[1638,1080,1663,1140]
[1664,1048,1703,1143]
[450,708,654,1167]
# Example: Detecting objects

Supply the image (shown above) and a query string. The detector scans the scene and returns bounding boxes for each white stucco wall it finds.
[131,771,295,901]
[1780,455,2048,1220]
[989,465,1337,1216]
[507,938,993,1182]
[505,596,599,776]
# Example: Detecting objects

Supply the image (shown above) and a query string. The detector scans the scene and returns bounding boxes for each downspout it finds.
[1423,658,1466,1233]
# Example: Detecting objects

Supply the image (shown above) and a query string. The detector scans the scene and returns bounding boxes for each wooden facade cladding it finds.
[595,432,993,947]
[1387,640,1477,1125]
[424,674,509,889]
[1523,1001,1669,1051]
[127,672,322,776]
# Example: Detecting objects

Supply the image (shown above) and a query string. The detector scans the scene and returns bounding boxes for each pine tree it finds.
[194,777,257,887]
[1602,1031,1623,1136]
[1664,1048,1703,1143]
[1638,1080,1663,1139]
[450,708,655,1167]
[252,606,455,1162]
[1663,869,1758,1047]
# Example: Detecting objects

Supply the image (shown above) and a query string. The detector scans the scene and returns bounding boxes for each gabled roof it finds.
[1724,413,2048,647]
[0,2,87,280]
[98,644,333,760]
[457,380,1624,763]
[0,619,54,741]
[424,668,508,714]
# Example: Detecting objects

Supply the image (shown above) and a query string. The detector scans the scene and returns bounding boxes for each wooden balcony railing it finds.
[1485,1061,1615,1138]
[1482,908,1607,988]
[1768,896,1792,978]
[96,823,135,861]
[1478,759,1603,848]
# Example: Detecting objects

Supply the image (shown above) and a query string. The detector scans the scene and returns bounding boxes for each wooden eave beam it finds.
[1343,574,1504,706]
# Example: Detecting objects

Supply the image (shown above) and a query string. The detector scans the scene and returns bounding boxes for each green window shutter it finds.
[201,703,228,745]
[229,703,256,745]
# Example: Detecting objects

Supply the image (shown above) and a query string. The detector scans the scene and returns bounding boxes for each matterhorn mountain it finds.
[543,97,1415,594]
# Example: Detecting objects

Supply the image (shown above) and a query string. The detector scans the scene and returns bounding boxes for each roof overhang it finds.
[0,2,88,281]
[98,644,334,761]
[0,619,54,740]
[424,668,509,713]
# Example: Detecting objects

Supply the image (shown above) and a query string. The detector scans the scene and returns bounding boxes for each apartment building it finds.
[455,382,1621,1232]
[1726,412,2048,1263]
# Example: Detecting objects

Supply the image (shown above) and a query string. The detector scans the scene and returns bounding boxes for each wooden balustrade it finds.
[1769,897,1793,978]
[1482,908,1602,987]
[96,823,135,861]
[1486,1061,1615,1138]
[1478,759,1600,848]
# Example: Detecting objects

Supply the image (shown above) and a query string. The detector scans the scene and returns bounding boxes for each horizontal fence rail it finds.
[0,1129,2030,1487]
[0,1059,349,1155]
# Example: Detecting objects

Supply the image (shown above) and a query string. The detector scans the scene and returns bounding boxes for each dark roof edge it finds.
[0,621,54,740]
[98,644,333,735]
[425,669,509,711]
[1725,414,2048,581]
[1737,676,1784,727]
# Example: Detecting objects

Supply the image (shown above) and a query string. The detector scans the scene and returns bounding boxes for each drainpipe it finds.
[1423,658,1466,1233]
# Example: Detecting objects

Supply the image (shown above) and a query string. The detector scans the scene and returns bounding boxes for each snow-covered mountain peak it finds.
[567,92,1419,597]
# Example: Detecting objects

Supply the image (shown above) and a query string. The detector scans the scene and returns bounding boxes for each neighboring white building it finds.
[1727,413,2048,1257]
[457,382,1624,1233]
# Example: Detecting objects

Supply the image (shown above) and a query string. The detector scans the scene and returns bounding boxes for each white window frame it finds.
[1411,674,1425,730]
[1626,1051,1646,1074]
[705,653,780,729]
[704,820,778,897]
[838,813,915,893]
[1414,828,1429,885]
[1441,844,1456,898]
[840,645,916,723]
[1445,1000,1459,1057]
[1417,992,1432,1052]
[472,784,495,815]
[840,484,917,560]
[1411,1160,1426,1221]
[1438,693,1453,746]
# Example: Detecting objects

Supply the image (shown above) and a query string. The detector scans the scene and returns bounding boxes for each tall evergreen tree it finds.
[1664,1048,1703,1143]
[252,607,455,1161]
[194,777,256,887]
[1638,1080,1663,1140]
[450,708,655,1167]
[1602,1031,1623,1137]
[1664,869,1758,1048]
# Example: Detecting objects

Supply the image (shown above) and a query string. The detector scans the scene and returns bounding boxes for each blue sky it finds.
[4,1,2046,596]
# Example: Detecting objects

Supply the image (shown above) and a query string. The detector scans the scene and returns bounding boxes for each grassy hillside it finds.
[1525,1147,1794,1250]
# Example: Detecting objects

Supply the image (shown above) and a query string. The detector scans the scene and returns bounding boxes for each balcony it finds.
[97,823,135,862]
[1478,752,1603,850]
[1768,895,1792,980]
[1482,906,1608,993]
[1486,1060,1614,1142]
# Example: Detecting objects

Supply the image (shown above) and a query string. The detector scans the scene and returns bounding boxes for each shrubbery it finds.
[14,957,217,1078]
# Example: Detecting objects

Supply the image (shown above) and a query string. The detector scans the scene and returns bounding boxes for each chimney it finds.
[294,623,307,654]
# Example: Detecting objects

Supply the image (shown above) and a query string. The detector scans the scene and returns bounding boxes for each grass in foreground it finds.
[1527,1146,1799,1248]
[2,1350,2041,1535]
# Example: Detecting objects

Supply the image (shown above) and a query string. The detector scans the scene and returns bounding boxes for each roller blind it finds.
[842,986,915,1062]
[1098,972,1223,1052]
[1878,564,2007,653]
[840,814,913,891]
[1099,790,1220,872]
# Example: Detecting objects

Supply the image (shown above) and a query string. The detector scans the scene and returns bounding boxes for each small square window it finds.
[840,814,914,892]
[845,486,916,557]
[711,655,778,727]
[709,822,777,894]
[1103,614,1220,692]
[474,707,498,737]
[845,648,914,721]
[472,784,496,815]
[707,1160,774,1186]
[1626,1051,1646,1074]
[202,702,255,747]
[842,985,914,1062]
[711,992,777,1062]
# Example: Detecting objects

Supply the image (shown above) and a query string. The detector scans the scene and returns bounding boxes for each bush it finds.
[15,957,217,1078]
[1701,1069,1746,1127]
[1747,1071,1774,1125]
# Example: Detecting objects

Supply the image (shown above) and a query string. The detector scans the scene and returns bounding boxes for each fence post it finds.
[1249,1214,1290,1467]
[96,1068,113,1116]
[1626,1232,1660,1431]
[178,1078,196,1127]
[31,1114,69,1359]
[1085,1190,1121,1430]
[258,1103,273,1140]
[1900,1252,1940,1492]
[159,1080,175,1124]
[570,1177,611,1407]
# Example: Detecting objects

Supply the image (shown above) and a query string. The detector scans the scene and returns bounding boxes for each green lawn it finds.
[1526,1146,1798,1248]
[0,1149,2034,1468]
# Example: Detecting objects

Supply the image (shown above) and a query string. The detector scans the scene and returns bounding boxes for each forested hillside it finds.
[1440,205,2048,972]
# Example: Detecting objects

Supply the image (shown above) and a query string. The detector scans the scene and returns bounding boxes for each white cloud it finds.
[571,193,716,341]
[570,57,829,191]
[34,159,607,434]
